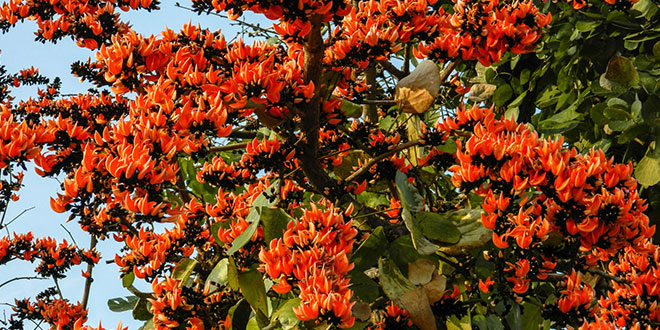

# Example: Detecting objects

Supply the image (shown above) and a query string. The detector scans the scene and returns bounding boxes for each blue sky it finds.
[0,3,266,329]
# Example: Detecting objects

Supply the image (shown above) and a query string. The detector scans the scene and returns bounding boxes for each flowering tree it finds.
[0,0,659,329]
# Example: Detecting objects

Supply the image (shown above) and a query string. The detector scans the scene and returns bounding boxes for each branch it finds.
[585,268,626,284]
[208,142,249,153]
[174,3,276,37]
[439,61,457,85]
[297,15,338,194]
[0,276,46,289]
[344,140,422,183]
[378,60,406,80]
[363,65,378,122]
[352,99,396,106]
[81,236,97,310]
[176,176,192,204]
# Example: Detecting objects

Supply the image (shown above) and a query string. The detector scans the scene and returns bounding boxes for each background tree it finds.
[0,0,658,330]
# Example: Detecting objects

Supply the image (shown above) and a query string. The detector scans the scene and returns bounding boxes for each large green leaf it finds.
[349,270,380,303]
[172,258,197,283]
[205,258,229,290]
[378,258,416,301]
[132,297,152,321]
[418,212,461,244]
[122,272,135,288]
[438,209,491,255]
[107,296,139,313]
[238,269,269,317]
[229,299,252,330]
[635,148,660,186]
[271,298,302,330]
[352,226,388,271]
[493,84,513,106]
[228,182,279,255]
[396,171,439,255]
[261,208,293,244]
[601,55,640,89]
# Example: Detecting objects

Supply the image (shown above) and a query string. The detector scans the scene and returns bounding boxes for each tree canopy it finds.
[0,0,659,329]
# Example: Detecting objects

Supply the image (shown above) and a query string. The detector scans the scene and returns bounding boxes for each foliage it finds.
[0,0,658,330]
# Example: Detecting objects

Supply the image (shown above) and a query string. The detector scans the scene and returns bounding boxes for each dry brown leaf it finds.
[400,287,438,330]
[423,272,447,304]
[395,60,441,114]
[408,259,437,286]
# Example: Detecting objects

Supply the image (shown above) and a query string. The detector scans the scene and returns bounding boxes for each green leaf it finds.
[378,258,416,300]
[122,272,135,288]
[520,69,531,85]
[107,296,139,313]
[508,91,527,109]
[238,269,269,317]
[132,297,152,321]
[618,123,647,144]
[418,212,461,244]
[341,99,363,118]
[230,299,252,330]
[436,138,458,154]
[447,314,472,330]
[226,188,281,256]
[635,149,660,187]
[436,209,491,255]
[576,20,600,32]
[603,55,640,88]
[334,151,368,180]
[227,256,240,291]
[396,171,439,255]
[138,319,154,330]
[352,226,388,271]
[349,270,381,303]
[272,298,302,330]
[206,258,229,290]
[608,120,635,132]
[492,84,513,106]
[227,210,262,255]
[172,258,197,283]
[261,208,293,244]
[473,315,504,330]
[389,235,426,272]
[521,301,543,330]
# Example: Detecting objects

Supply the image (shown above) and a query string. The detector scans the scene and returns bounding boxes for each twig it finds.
[0,276,46,289]
[352,99,396,106]
[53,277,64,300]
[344,140,422,183]
[436,254,471,278]
[585,268,626,284]
[439,61,457,85]
[378,60,406,80]
[174,3,276,37]
[208,142,249,153]
[81,236,98,310]
[176,176,192,204]
[59,224,77,246]
[0,206,35,229]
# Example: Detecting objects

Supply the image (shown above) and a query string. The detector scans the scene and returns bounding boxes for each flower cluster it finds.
[149,276,235,330]
[445,105,657,326]
[191,0,351,38]
[11,291,87,330]
[369,303,416,330]
[259,202,358,328]
[415,0,551,66]
[0,232,99,278]
[0,0,159,49]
